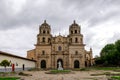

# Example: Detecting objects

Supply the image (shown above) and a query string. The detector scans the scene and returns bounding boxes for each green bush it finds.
[18,72,32,76]
[80,68,87,71]
[73,68,89,71]
[28,68,39,71]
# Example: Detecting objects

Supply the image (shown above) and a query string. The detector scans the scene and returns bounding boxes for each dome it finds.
[69,20,81,34]
[69,20,80,28]
[40,20,50,29]
[39,20,51,34]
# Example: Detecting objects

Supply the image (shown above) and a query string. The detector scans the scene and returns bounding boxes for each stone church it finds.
[27,20,93,69]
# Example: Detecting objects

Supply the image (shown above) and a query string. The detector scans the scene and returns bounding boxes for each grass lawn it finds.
[111,76,120,80]
[0,77,20,80]
[72,67,120,72]
[86,67,120,71]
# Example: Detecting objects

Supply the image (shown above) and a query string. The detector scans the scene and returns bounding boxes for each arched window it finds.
[42,37,45,42]
[75,30,77,33]
[75,37,78,43]
[43,30,45,34]
[75,51,78,55]
[42,50,45,55]
[58,46,62,51]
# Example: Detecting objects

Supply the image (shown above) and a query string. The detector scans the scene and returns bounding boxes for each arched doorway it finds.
[41,60,46,68]
[57,59,63,68]
[74,60,80,68]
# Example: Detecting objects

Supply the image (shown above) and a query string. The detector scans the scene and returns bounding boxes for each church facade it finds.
[27,20,93,69]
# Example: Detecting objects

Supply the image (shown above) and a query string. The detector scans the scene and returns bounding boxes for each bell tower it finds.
[37,20,52,45]
[69,20,83,45]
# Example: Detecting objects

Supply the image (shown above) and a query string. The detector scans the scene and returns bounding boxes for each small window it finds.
[75,37,78,43]
[42,50,45,55]
[43,30,45,34]
[75,51,78,55]
[42,37,45,42]
[58,46,62,51]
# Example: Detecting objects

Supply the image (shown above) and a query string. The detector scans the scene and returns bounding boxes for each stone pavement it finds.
[20,70,109,80]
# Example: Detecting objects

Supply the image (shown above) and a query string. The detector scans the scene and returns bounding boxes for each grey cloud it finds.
[1,0,120,30]
[107,32,120,43]
[62,0,120,27]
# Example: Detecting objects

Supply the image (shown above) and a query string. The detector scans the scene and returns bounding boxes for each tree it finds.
[115,40,120,52]
[96,40,120,66]
[100,43,115,56]
[0,60,10,72]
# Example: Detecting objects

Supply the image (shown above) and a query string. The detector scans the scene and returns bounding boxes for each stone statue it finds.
[58,61,63,70]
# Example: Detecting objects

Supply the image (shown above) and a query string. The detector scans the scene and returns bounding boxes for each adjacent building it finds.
[0,51,36,72]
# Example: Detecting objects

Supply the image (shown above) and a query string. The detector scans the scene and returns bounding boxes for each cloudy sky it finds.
[0,0,120,57]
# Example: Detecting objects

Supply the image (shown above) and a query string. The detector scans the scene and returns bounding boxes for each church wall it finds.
[36,46,51,69]
[69,46,85,68]
[26,20,93,69]
[27,49,36,60]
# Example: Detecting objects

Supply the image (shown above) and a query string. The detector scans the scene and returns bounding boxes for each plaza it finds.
[20,70,109,80]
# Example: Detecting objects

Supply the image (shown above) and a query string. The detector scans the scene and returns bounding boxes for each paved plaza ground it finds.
[20,70,112,80]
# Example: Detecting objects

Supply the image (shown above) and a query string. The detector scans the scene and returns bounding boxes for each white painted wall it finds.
[0,54,36,71]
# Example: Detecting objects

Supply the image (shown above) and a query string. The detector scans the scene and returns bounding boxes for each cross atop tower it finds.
[44,20,46,23]
[73,20,76,24]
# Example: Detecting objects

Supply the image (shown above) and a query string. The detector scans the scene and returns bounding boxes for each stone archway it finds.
[57,59,63,68]
[74,60,80,68]
[41,60,46,68]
